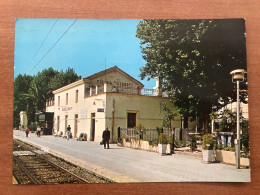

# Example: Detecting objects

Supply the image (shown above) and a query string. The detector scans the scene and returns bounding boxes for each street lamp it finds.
[230,69,246,169]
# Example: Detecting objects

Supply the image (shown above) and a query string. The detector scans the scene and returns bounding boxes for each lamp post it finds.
[230,69,246,169]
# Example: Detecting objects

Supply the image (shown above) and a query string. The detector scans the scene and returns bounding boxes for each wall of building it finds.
[224,101,249,120]
[106,93,184,141]
[53,86,197,143]
[53,81,107,141]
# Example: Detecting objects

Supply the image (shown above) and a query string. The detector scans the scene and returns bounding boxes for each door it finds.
[65,115,68,134]
[90,113,95,141]
[127,113,136,128]
[57,116,60,133]
[74,114,78,138]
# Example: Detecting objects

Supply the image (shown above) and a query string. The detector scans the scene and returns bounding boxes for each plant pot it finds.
[158,144,167,155]
[166,144,172,154]
[202,150,215,163]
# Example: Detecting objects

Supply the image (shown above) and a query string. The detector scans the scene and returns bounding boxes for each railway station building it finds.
[46,66,188,142]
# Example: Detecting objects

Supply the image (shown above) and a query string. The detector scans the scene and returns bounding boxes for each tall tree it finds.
[14,67,79,127]
[136,19,247,131]
[13,74,33,127]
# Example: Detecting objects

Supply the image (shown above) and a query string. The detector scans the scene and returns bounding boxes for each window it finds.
[127,113,136,128]
[58,96,60,107]
[75,90,78,103]
[66,93,68,105]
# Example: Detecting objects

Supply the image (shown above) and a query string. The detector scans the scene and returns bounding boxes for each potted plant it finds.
[202,133,215,163]
[158,133,168,155]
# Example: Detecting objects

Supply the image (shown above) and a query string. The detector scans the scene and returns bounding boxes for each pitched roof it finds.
[83,66,144,87]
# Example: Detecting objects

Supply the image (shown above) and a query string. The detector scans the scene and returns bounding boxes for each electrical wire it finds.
[27,19,58,73]
[29,19,77,74]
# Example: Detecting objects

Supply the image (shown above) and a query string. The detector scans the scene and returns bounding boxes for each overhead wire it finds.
[27,18,58,73]
[29,19,78,74]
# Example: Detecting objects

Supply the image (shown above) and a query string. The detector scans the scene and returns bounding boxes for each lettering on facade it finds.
[62,107,73,111]
[96,80,133,87]
[97,108,105,112]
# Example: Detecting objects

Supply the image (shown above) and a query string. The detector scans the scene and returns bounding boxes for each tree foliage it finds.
[136,19,247,130]
[13,67,79,127]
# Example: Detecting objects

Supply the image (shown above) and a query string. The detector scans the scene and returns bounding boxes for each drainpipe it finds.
[112,98,115,143]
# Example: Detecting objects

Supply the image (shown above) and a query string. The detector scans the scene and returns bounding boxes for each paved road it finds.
[13,130,250,182]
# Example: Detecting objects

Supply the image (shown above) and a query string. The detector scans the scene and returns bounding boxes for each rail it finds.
[13,151,89,184]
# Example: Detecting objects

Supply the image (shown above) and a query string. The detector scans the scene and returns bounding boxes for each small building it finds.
[19,111,27,129]
[46,66,193,142]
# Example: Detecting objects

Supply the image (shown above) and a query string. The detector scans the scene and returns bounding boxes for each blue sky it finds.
[14,19,155,88]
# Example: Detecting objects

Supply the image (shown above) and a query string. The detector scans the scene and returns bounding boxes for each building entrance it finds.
[74,114,78,138]
[65,115,68,135]
[90,113,95,141]
[127,113,136,128]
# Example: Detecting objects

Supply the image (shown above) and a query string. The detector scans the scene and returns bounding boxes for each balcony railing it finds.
[85,85,162,97]
[46,98,55,107]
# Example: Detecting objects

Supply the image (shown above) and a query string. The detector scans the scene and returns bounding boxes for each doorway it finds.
[74,114,78,138]
[65,115,68,134]
[90,113,95,141]
[127,113,136,128]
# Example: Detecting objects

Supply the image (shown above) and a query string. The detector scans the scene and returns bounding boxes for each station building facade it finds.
[46,66,189,142]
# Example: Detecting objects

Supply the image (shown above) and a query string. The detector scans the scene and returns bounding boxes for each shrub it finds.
[156,127,163,135]
[189,134,197,149]
[202,134,214,150]
[241,132,249,149]
[216,144,223,150]
[29,122,37,131]
[167,136,173,144]
[158,133,168,144]
[175,140,186,147]
[223,146,235,151]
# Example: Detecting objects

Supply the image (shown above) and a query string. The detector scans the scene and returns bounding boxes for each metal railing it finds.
[120,127,173,144]
[120,127,195,143]
[84,85,162,97]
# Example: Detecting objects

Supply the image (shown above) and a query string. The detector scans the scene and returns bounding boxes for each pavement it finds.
[13,130,250,183]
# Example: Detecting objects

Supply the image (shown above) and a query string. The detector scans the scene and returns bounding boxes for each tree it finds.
[136,19,247,131]
[13,74,33,127]
[14,67,79,127]
[160,102,176,130]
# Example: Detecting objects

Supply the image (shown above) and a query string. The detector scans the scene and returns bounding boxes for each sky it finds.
[14,19,155,89]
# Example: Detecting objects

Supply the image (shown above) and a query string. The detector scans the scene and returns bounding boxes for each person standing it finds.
[36,126,41,137]
[25,127,30,138]
[66,125,71,140]
[102,127,110,149]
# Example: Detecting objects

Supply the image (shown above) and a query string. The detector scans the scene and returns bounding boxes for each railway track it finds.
[13,139,114,184]
[13,152,89,184]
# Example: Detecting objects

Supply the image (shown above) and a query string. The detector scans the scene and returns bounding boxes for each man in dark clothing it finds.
[102,127,110,149]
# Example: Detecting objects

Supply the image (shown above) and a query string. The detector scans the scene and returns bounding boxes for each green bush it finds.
[202,134,214,150]
[216,144,223,150]
[223,146,235,151]
[189,134,197,149]
[156,127,163,135]
[29,122,37,131]
[167,136,173,144]
[241,132,249,149]
[158,133,168,144]
[175,140,186,147]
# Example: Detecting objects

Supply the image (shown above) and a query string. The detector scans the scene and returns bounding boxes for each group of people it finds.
[25,126,41,138]
[25,124,111,149]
